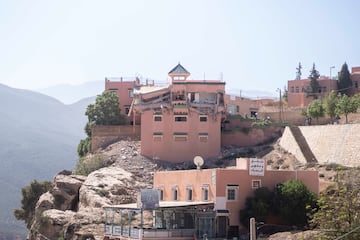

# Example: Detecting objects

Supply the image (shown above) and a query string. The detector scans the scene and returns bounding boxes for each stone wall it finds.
[280,124,360,167]
[91,125,140,152]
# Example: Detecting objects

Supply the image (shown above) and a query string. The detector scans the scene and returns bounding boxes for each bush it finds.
[77,137,92,157]
[273,180,317,225]
[13,180,52,228]
[240,187,273,227]
[73,154,106,176]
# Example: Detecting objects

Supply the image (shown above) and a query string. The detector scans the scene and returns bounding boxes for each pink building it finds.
[287,77,337,107]
[105,77,141,124]
[287,66,360,107]
[154,158,318,232]
[225,95,275,117]
[131,64,226,162]
[104,158,319,239]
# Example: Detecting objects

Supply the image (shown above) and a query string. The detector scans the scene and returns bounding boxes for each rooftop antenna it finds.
[193,156,204,170]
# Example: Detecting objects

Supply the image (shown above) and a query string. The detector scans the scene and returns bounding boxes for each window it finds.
[172,186,178,201]
[158,188,164,201]
[252,180,261,189]
[154,115,162,122]
[156,185,164,201]
[199,116,207,122]
[128,89,134,98]
[199,133,208,142]
[201,184,209,201]
[174,132,187,141]
[153,132,163,142]
[295,86,299,93]
[226,184,238,201]
[236,105,240,113]
[290,86,294,93]
[174,76,185,80]
[186,186,193,201]
[125,106,130,114]
[175,116,187,122]
[355,81,358,88]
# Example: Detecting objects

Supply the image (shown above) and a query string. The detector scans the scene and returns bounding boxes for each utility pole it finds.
[277,88,282,122]
[329,66,335,94]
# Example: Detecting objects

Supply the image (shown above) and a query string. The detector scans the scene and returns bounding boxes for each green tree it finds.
[273,180,317,225]
[335,94,358,123]
[337,62,353,95]
[77,91,126,156]
[307,99,325,124]
[324,90,338,122]
[283,86,288,102]
[14,180,52,228]
[85,91,125,126]
[240,187,273,227]
[308,63,321,98]
[310,170,360,240]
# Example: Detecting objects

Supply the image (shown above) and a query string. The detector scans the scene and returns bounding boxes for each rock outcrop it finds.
[28,140,157,240]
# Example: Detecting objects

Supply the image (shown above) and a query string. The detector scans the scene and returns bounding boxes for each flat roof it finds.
[134,85,170,94]
[104,201,214,210]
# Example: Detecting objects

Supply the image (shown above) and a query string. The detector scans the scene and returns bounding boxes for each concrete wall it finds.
[91,125,140,151]
[279,127,307,164]
[280,124,360,167]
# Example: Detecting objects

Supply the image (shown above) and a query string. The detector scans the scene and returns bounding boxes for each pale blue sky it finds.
[1,0,360,97]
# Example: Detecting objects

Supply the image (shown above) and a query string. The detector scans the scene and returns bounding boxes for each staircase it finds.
[289,126,317,164]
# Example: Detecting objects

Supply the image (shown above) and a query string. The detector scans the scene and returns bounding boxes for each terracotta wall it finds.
[91,125,140,151]
[105,79,136,123]
[154,169,215,201]
[140,110,221,162]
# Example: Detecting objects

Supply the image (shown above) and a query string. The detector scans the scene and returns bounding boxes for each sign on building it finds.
[249,158,265,176]
[137,189,160,210]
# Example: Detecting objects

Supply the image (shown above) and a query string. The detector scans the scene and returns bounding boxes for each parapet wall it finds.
[280,124,360,167]
[91,125,140,152]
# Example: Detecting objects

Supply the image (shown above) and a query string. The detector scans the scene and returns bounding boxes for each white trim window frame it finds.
[226,184,239,201]
[251,180,261,189]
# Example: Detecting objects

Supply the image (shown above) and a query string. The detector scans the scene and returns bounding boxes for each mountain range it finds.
[0,83,95,239]
[37,81,104,104]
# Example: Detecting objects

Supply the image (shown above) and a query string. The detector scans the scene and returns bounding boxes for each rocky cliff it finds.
[28,141,157,240]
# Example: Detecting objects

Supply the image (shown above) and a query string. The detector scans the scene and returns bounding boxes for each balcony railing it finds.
[105,225,195,239]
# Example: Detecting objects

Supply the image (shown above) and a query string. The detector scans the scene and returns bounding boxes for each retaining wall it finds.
[91,125,140,151]
[280,124,360,166]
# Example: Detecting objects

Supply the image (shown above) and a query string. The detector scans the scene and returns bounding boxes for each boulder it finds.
[51,174,86,211]
[78,166,135,210]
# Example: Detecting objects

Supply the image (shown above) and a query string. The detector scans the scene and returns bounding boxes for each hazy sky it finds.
[1,0,360,96]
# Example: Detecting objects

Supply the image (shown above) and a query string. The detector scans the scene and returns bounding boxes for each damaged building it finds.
[129,63,226,162]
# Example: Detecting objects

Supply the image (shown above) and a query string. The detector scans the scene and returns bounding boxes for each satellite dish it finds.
[193,156,204,170]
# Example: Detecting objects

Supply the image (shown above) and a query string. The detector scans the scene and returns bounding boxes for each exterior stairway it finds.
[289,126,317,164]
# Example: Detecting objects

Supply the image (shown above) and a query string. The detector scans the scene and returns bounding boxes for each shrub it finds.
[73,154,106,176]
[77,137,91,157]
[273,180,317,225]
[13,180,52,228]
